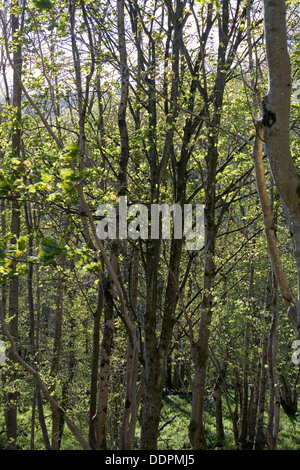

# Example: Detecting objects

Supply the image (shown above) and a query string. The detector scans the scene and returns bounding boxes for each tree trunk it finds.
[0,300,91,450]
[6,200,20,450]
[36,386,51,450]
[120,247,142,450]
[188,0,242,448]
[5,1,22,449]
[263,0,300,334]
[239,240,256,450]
[49,253,66,450]
[30,391,36,450]
[254,337,268,450]
[189,225,216,450]
[139,0,184,447]
[239,318,251,450]
[88,277,103,449]
[252,122,297,326]
[212,374,225,447]
[267,273,280,450]
[139,238,162,450]
[95,277,114,450]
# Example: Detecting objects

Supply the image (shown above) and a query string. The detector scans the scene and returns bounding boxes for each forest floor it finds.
[140,393,300,451]
[2,393,300,450]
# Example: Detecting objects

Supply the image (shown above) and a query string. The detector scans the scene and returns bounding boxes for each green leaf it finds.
[38,238,68,265]
[83,261,101,274]
[41,171,52,183]
[64,142,80,161]
[31,0,53,11]
[17,236,28,252]
[61,168,75,179]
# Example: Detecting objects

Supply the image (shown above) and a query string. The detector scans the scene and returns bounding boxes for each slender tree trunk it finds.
[88,277,103,449]
[5,1,22,449]
[49,253,66,450]
[95,0,132,450]
[212,374,225,446]
[25,204,37,451]
[189,206,216,449]
[5,201,20,451]
[239,319,251,449]
[139,0,185,450]
[252,122,297,325]
[140,237,184,451]
[239,242,255,450]
[188,0,238,448]
[223,369,239,447]
[248,360,260,448]
[95,277,114,450]
[0,301,91,450]
[267,273,280,449]
[36,386,51,450]
[32,263,51,450]
[139,240,162,450]
[254,337,268,450]
[34,263,51,450]
[120,247,142,450]
[30,392,36,450]
[119,329,142,450]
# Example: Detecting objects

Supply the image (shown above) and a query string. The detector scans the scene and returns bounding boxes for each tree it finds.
[0,0,299,452]
[4,0,23,450]
[188,0,248,450]
[260,0,300,334]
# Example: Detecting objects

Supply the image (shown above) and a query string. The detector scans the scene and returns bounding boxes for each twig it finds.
[158,415,177,433]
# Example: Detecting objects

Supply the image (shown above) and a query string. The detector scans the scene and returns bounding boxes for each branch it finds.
[158,415,177,433]
[252,121,297,329]
[0,300,91,450]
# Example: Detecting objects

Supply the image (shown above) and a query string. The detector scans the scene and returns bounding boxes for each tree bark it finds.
[189,227,216,450]
[95,277,114,450]
[239,236,256,450]
[212,374,225,447]
[267,273,280,450]
[188,0,247,448]
[49,253,66,450]
[254,336,268,450]
[263,0,300,334]
[252,122,297,327]
[139,0,185,450]
[120,247,142,450]
[5,0,22,449]
[88,278,103,449]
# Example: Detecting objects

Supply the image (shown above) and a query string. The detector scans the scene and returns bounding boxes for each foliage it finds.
[0,0,299,452]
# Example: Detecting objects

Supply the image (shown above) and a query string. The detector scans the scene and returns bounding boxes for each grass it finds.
[158,394,192,450]
[1,392,300,450]
[157,393,300,450]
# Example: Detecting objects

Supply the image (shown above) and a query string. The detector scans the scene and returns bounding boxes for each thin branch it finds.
[0,300,91,450]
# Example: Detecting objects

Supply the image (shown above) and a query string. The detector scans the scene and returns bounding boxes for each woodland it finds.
[0,0,300,452]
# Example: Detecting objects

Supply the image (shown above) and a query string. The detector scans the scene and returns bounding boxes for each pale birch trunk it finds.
[252,123,297,326]
[263,0,300,334]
